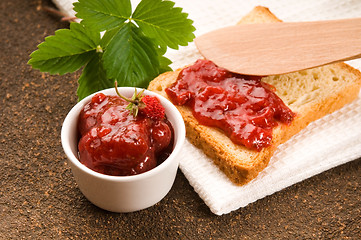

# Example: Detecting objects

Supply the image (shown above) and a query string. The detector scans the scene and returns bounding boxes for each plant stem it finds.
[114,81,133,102]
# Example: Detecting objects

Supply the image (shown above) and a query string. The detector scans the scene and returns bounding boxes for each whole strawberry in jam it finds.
[77,88,174,176]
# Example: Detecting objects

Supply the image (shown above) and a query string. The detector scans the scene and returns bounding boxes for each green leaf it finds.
[74,0,132,32]
[100,25,124,48]
[155,45,172,72]
[28,0,196,100]
[103,22,160,88]
[158,55,172,73]
[77,52,112,101]
[28,22,100,75]
[132,0,196,49]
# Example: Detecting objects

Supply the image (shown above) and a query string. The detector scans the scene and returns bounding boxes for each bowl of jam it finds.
[61,87,185,213]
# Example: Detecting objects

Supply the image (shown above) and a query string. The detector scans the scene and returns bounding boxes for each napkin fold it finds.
[53,0,361,215]
[179,96,361,214]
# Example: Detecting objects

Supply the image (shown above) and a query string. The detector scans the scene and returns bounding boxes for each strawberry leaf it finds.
[28,22,100,75]
[29,0,195,100]
[103,22,160,88]
[158,55,172,73]
[156,45,172,72]
[132,0,196,49]
[77,53,112,101]
[100,25,124,48]
[74,0,132,32]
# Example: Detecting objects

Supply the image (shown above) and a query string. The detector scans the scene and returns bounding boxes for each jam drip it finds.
[78,93,174,176]
[165,59,294,151]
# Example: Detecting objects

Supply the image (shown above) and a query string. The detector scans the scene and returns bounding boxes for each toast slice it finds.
[148,6,361,185]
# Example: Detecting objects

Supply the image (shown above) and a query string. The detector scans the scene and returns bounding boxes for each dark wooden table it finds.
[1,0,360,239]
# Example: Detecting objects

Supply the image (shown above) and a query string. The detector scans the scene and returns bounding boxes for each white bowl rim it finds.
[61,87,185,183]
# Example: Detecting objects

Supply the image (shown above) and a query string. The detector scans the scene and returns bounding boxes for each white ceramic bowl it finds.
[61,87,185,212]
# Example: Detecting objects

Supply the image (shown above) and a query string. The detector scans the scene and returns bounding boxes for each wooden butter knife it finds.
[195,18,361,76]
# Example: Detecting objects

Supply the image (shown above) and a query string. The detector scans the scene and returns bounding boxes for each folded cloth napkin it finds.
[53,0,361,215]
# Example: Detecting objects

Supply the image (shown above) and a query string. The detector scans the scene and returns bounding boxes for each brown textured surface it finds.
[1,0,360,239]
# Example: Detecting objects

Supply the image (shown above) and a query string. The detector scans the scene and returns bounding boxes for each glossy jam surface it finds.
[77,93,174,176]
[165,59,294,151]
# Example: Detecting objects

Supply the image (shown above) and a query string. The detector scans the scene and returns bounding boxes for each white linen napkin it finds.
[53,0,361,215]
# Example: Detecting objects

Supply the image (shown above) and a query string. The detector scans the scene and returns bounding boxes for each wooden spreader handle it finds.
[195,18,361,76]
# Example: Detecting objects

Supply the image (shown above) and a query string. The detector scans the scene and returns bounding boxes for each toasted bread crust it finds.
[238,6,282,24]
[148,7,361,185]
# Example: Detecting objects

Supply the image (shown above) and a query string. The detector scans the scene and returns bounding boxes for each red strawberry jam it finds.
[165,59,294,151]
[77,93,174,176]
